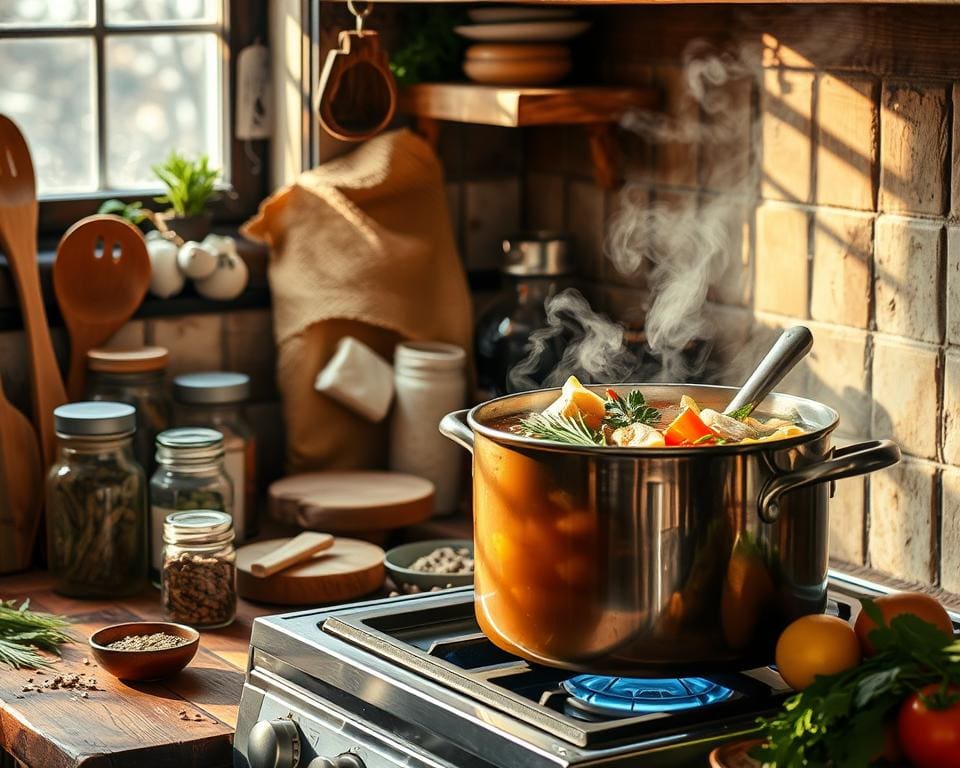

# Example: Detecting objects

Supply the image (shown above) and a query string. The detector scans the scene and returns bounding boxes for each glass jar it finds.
[475,232,576,398]
[173,372,256,542]
[149,427,233,586]
[86,346,171,476]
[46,402,147,598]
[161,510,236,629]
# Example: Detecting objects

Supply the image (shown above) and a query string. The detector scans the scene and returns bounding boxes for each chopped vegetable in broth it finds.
[503,376,806,447]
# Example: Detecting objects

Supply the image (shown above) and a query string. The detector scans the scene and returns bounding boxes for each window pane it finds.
[104,0,218,25]
[0,0,93,27]
[0,37,96,194]
[105,32,222,188]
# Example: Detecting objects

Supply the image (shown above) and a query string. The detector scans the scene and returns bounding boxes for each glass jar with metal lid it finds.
[161,510,236,628]
[475,231,576,397]
[173,372,256,543]
[86,346,171,476]
[148,427,233,585]
[46,402,147,598]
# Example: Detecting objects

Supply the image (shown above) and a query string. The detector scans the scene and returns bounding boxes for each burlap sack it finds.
[241,129,473,473]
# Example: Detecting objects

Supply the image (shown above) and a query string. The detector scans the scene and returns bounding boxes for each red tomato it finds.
[897,684,960,768]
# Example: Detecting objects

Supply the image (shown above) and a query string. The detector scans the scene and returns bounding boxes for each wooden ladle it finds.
[0,375,43,573]
[53,214,151,400]
[0,114,67,467]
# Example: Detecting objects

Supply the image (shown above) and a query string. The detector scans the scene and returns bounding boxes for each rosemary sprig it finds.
[603,389,661,429]
[517,412,604,446]
[0,600,73,669]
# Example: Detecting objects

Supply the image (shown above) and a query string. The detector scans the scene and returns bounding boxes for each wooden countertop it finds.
[0,516,473,768]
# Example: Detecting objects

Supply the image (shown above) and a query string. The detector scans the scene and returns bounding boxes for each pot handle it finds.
[758,439,900,523]
[439,409,475,453]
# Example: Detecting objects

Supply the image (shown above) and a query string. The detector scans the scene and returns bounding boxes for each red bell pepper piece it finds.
[664,407,716,446]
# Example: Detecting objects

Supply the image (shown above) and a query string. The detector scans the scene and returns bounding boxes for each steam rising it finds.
[510,42,759,387]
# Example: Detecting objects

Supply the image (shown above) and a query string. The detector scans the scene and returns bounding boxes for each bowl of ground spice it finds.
[89,621,200,681]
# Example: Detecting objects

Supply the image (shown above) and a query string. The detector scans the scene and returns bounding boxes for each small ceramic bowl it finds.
[385,539,474,591]
[89,621,199,681]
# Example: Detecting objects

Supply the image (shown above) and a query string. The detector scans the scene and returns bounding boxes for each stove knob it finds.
[247,719,302,768]
[308,755,366,768]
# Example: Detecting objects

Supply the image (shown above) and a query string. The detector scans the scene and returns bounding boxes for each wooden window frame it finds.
[3,0,270,237]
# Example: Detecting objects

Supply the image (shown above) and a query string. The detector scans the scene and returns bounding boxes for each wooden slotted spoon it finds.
[0,114,67,467]
[53,214,151,400]
[0,375,43,573]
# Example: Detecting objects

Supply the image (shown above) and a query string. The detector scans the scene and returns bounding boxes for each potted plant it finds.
[150,151,220,242]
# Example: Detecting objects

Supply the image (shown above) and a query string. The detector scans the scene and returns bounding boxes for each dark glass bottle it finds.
[475,232,575,397]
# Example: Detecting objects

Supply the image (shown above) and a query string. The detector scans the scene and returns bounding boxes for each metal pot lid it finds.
[502,231,575,276]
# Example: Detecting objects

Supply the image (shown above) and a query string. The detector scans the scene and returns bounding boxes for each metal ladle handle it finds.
[724,326,813,417]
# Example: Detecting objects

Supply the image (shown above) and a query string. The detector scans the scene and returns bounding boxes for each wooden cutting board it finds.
[268,471,435,535]
[236,537,385,605]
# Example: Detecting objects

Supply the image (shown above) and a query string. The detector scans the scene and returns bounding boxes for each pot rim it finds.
[466,382,839,457]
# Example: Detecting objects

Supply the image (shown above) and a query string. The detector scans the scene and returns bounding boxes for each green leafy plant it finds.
[753,599,960,767]
[151,151,220,217]
[388,7,466,86]
[0,599,73,669]
[603,389,661,429]
[97,199,147,225]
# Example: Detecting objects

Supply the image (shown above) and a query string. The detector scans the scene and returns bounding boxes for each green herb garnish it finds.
[603,389,661,429]
[753,600,960,767]
[0,600,73,669]
[517,412,603,446]
[727,404,754,421]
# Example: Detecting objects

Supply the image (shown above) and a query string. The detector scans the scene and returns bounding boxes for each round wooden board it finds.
[268,471,435,533]
[236,537,385,605]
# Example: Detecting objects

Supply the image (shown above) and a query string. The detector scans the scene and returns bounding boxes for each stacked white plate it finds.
[456,5,590,86]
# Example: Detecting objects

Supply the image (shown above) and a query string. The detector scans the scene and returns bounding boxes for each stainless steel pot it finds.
[440,384,899,674]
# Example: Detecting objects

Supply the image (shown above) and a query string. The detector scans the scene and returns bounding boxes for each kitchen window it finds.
[0,0,266,233]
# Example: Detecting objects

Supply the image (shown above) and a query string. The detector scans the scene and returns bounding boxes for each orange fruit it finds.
[854,592,953,656]
[775,614,861,690]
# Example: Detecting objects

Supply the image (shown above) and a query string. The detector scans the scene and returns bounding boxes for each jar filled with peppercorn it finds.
[161,510,237,628]
[46,402,147,598]
[149,428,233,585]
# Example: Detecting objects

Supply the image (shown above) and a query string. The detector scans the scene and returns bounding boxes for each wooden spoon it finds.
[0,375,43,573]
[0,115,67,466]
[53,214,151,400]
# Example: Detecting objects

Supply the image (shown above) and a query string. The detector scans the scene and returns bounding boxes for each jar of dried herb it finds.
[86,346,171,477]
[149,427,233,586]
[46,402,147,598]
[161,510,236,628]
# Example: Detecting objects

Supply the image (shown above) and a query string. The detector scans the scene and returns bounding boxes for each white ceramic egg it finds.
[201,233,239,258]
[194,251,249,301]
[146,236,186,298]
[177,241,219,279]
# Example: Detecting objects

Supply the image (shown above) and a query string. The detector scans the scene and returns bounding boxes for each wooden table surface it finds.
[0,516,472,768]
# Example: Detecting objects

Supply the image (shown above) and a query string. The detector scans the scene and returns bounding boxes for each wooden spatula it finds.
[0,375,43,573]
[0,115,67,466]
[249,531,335,578]
[53,214,151,400]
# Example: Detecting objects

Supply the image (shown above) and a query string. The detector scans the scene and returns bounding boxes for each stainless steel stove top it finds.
[232,572,911,768]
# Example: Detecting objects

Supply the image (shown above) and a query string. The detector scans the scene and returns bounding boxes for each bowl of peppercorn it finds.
[89,621,200,681]
[385,539,474,593]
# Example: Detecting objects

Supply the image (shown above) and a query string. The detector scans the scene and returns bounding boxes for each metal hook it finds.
[346,0,373,34]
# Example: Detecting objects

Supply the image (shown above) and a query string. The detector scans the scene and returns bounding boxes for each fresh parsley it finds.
[753,599,960,768]
[603,389,661,429]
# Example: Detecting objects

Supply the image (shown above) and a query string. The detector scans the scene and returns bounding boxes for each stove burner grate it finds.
[562,675,735,718]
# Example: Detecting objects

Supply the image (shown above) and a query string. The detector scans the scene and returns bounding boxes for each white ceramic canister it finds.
[389,342,467,515]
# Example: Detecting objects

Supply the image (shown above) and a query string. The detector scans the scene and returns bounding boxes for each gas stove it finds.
[232,572,904,768]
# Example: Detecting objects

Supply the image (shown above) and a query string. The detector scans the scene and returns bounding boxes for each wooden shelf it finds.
[399,83,660,188]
